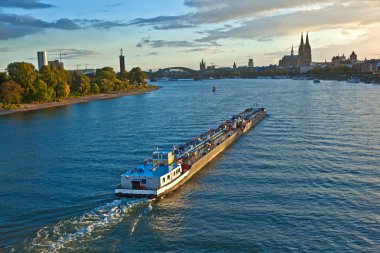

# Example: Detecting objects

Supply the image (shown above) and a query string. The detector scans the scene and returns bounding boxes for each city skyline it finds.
[1,0,380,71]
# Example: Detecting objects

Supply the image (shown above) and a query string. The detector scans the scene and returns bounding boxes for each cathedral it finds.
[279,33,312,67]
[200,59,206,71]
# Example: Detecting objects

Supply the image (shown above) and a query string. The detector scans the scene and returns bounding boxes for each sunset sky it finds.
[1,0,379,71]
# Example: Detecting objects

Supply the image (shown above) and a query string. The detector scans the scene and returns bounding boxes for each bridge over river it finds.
[150,67,199,80]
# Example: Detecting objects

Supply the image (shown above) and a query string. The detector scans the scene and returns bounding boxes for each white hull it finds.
[115,170,190,198]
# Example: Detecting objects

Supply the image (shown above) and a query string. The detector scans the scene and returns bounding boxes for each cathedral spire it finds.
[306,32,309,45]
[300,32,304,46]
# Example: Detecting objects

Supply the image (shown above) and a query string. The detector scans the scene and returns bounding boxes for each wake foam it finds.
[29,198,147,253]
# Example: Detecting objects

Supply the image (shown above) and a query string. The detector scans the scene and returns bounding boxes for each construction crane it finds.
[50,53,67,63]
[67,64,91,70]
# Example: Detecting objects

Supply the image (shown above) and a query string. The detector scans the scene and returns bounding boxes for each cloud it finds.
[0,23,39,40]
[74,19,127,29]
[129,15,192,29]
[0,46,16,52]
[0,0,53,9]
[47,48,102,59]
[185,48,221,54]
[129,0,380,44]
[196,1,380,42]
[104,1,122,8]
[264,50,289,57]
[136,37,220,48]
[0,12,129,40]
[130,0,334,28]
[0,12,80,40]
[153,23,197,30]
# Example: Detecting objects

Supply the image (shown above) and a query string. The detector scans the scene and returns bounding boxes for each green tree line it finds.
[0,62,147,109]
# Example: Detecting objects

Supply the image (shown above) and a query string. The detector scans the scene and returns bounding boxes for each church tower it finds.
[304,32,312,65]
[298,33,304,65]
[200,59,206,71]
[298,32,312,66]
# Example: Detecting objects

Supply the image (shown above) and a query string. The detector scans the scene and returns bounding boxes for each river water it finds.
[0,79,379,252]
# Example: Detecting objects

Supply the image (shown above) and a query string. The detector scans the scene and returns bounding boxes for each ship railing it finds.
[176,107,260,158]
[179,128,225,158]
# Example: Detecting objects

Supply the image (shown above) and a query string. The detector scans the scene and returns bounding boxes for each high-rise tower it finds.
[119,48,125,73]
[37,51,48,70]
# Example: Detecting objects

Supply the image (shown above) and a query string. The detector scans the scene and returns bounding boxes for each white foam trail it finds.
[130,202,153,236]
[30,198,147,253]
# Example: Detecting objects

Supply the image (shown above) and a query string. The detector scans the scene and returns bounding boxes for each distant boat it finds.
[212,86,216,92]
[347,77,360,84]
[313,79,320,83]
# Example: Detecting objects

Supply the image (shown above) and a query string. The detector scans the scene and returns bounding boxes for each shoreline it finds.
[0,85,160,116]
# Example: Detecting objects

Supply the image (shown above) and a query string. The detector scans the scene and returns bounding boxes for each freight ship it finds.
[115,107,267,198]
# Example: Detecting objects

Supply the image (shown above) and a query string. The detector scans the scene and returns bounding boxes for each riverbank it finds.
[0,85,160,116]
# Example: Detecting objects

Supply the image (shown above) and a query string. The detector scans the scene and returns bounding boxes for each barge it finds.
[115,107,267,198]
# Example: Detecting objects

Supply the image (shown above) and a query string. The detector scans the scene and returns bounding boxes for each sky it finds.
[0,0,380,71]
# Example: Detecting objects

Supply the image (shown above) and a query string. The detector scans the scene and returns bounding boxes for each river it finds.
[0,79,379,252]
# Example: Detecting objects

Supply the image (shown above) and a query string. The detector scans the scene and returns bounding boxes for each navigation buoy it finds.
[212,86,216,92]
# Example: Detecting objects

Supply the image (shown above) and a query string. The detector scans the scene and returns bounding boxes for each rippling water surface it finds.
[0,79,379,252]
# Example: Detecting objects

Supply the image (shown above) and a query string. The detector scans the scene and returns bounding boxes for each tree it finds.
[0,72,10,84]
[118,70,129,81]
[128,67,146,85]
[71,71,90,95]
[0,81,24,105]
[56,80,70,99]
[6,62,37,101]
[94,67,117,93]
[53,65,71,99]
[39,65,58,86]
[98,79,113,93]
[113,79,126,91]
[33,79,54,102]
[90,83,100,94]
[96,67,117,81]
